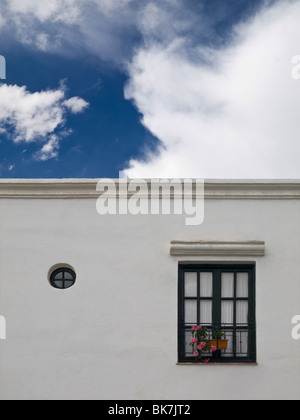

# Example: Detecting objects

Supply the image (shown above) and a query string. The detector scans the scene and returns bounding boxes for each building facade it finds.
[0,179,299,400]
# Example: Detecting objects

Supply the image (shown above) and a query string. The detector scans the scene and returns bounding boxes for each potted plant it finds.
[208,326,228,350]
[190,325,228,362]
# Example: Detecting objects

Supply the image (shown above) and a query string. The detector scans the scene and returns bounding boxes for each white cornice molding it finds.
[170,240,266,257]
[0,179,299,199]
[203,180,300,199]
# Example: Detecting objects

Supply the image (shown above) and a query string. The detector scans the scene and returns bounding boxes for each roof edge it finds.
[0,179,299,199]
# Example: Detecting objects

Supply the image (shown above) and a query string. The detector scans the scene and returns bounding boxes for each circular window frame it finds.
[49,265,76,290]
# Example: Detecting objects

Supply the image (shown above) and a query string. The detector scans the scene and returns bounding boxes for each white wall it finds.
[0,183,299,400]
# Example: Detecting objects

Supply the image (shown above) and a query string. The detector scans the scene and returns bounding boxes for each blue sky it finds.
[0,0,299,179]
[1,46,158,178]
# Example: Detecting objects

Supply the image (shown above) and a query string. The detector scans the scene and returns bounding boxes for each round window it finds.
[50,267,76,290]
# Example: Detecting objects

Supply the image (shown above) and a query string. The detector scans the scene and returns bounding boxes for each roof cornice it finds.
[0,179,299,199]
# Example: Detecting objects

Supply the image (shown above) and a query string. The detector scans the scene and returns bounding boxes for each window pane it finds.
[184,272,197,297]
[200,272,212,297]
[237,273,248,297]
[54,280,64,289]
[236,330,248,357]
[64,280,74,289]
[54,272,63,280]
[185,300,197,324]
[222,330,234,358]
[64,271,74,280]
[199,300,212,325]
[236,301,248,325]
[185,330,193,356]
[221,300,234,325]
[221,273,234,297]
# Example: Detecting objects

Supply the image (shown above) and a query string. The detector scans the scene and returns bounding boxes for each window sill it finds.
[176,362,258,366]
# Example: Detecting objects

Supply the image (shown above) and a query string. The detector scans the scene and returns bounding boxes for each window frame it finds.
[178,263,256,363]
[49,267,76,290]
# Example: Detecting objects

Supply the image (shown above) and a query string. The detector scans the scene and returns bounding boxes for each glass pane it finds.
[199,300,212,325]
[54,280,64,289]
[236,301,248,325]
[221,273,234,297]
[237,273,248,297]
[185,330,193,356]
[184,273,197,297]
[64,271,74,280]
[221,301,234,325]
[64,280,74,289]
[185,300,197,324]
[54,271,63,280]
[222,330,234,358]
[200,272,212,297]
[236,330,248,357]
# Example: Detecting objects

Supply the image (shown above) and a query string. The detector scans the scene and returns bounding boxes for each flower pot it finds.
[208,339,228,350]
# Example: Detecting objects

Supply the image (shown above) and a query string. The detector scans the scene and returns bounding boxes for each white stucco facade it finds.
[0,179,299,400]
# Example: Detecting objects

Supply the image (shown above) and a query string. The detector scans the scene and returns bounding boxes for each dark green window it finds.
[178,264,256,363]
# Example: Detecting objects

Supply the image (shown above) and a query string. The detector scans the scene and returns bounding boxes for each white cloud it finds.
[0,0,205,62]
[124,0,300,178]
[34,134,60,161]
[8,0,81,24]
[1,0,82,52]
[35,33,50,51]
[0,84,65,142]
[0,0,163,61]
[0,12,5,28]
[1,0,300,177]
[0,83,88,159]
[92,0,134,15]
[63,97,89,114]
